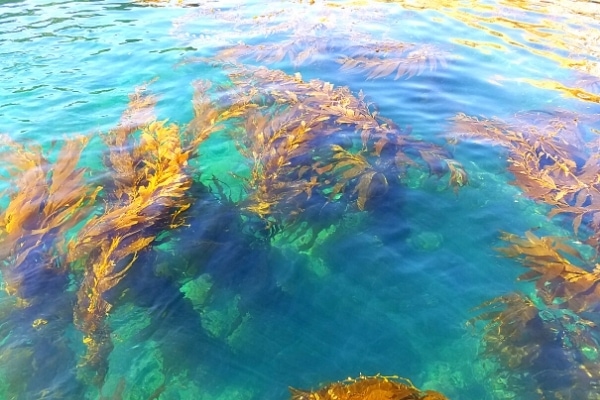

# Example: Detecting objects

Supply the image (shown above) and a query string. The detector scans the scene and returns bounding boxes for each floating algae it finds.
[8,0,600,398]
[289,374,449,400]
[0,66,466,396]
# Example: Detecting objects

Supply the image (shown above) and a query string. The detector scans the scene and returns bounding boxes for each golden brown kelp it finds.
[496,230,600,314]
[450,110,600,248]
[0,134,99,300]
[67,83,220,386]
[469,292,600,399]
[212,64,466,230]
[289,374,449,400]
[0,135,98,397]
[470,230,600,398]
[101,80,158,199]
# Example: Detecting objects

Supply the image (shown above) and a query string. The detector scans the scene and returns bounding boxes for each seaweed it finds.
[206,64,467,232]
[387,0,600,98]
[289,374,449,400]
[469,229,600,398]
[495,230,600,315]
[66,82,221,386]
[0,46,467,398]
[469,292,600,399]
[170,0,450,85]
[0,135,99,300]
[0,135,97,398]
[450,110,600,248]
[338,43,449,80]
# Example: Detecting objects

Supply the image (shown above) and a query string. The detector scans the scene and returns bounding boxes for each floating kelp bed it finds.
[2,0,600,399]
[0,65,462,397]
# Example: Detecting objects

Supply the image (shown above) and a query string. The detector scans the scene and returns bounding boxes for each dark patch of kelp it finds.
[0,64,461,397]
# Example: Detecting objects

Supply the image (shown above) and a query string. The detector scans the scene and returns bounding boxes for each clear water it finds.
[1,0,600,399]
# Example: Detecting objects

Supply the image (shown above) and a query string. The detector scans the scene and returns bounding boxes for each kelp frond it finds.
[338,44,449,80]
[496,230,600,314]
[469,292,600,399]
[213,65,465,227]
[289,374,449,400]
[450,110,600,248]
[68,82,219,386]
[102,81,158,199]
[0,135,99,299]
[216,36,329,68]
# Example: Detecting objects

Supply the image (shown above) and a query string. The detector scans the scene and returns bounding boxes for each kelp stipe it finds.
[289,374,449,400]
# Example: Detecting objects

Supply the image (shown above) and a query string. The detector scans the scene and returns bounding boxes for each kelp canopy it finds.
[0,57,462,396]
[451,110,600,248]
[454,108,600,398]
[3,0,600,399]
[200,63,467,228]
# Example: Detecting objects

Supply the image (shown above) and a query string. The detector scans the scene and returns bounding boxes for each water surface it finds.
[1,1,600,399]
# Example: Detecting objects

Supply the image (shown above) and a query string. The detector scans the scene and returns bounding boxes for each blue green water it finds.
[1,0,600,399]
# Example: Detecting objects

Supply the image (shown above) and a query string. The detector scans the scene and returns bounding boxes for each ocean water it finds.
[1,0,600,399]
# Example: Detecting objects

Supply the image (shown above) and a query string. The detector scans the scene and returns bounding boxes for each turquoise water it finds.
[1,0,600,399]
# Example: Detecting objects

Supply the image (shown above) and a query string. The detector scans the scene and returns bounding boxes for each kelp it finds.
[170,0,449,82]
[450,110,600,248]
[384,0,600,98]
[216,36,331,68]
[496,230,600,314]
[213,30,449,80]
[469,229,600,398]
[0,66,464,393]
[66,82,221,386]
[338,43,449,80]
[0,135,98,397]
[171,1,387,43]
[202,64,467,229]
[289,374,449,400]
[0,134,99,300]
[469,292,600,399]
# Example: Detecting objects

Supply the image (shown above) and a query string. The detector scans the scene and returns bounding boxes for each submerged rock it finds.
[408,231,444,252]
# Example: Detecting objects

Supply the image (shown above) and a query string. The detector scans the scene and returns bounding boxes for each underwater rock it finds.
[421,361,466,399]
[181,274,213,311]
[408,231,443,252]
